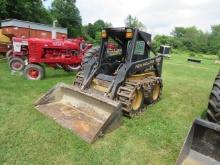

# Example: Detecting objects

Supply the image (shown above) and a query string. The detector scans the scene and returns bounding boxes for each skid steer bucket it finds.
[34,83,122,143]
[176,118,220,165]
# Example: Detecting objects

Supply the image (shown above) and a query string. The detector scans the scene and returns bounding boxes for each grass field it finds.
[0,52,219,165]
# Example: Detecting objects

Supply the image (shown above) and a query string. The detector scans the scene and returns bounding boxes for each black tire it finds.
[63,64,81,72]
[207,72,220,123]
[24,64,45,80]
[9,57,25,71]
[6,49,13,60]
[82,46,100,66]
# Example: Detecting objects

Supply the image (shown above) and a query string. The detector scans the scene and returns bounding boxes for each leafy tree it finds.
[0,0,52,24]
[125,15,145,30]
[93,20,105,32]
[83,19,113,41]
[170,26,211,53]
[207,25,220,54]
[51,0,82,37]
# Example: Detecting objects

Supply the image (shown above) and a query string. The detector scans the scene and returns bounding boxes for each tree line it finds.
[153,26,220,56]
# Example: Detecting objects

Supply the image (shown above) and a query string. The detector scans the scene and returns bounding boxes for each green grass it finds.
[0,52,219,165]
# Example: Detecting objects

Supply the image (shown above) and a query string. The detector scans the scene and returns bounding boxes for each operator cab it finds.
[98,28,151,77]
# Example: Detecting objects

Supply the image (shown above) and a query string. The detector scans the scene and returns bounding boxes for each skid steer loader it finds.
[35,28,163,143]
[176,71,220,165]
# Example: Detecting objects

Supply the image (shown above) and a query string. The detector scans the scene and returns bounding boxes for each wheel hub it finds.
[152,84,160,101]
[132,90,143,111]
[29,69,39,78]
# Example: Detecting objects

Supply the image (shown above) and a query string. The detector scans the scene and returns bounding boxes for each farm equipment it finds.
[7,37,29,71]
[8,37,92,80]
[176,71,220,165]
[35,27,164,143]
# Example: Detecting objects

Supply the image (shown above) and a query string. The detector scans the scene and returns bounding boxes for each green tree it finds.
[0,0,52,24]
[125,15,145,30]
[207,25,220,54]
[83,19,113,41]
[51,0,82,37]
[171,26,209,53]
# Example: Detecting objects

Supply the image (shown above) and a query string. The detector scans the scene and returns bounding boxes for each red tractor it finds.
[8,37,92,80]
[7,37,29,71]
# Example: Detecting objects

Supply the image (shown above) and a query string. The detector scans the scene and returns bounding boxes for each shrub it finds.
[217,50,220,60]
[190,52,196,57]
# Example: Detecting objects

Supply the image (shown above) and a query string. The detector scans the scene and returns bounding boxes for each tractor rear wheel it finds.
[63,64,81,72]
[9,57,25,71]
[82,46,100,66]
[207,72,220,123]
[24,64,45,80]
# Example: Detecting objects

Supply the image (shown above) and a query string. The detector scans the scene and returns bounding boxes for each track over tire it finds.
[9,57,25,71]
[6,50,13,60]
[145,78,163,104]
[82,46,100,66]
[24,64,45,80]
[207,72,220,123]
[117,81,144,117]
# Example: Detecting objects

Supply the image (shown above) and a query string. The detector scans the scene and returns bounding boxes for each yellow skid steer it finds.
[35,28,164,143]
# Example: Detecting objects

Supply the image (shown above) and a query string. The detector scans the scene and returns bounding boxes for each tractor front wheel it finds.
[6,49,13,60]
[9,57,25,71]
[24,64,45,80]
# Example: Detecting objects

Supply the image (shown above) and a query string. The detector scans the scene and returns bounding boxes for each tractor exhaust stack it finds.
[34,83,122,143]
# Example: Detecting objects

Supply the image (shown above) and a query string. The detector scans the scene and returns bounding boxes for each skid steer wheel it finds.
[9,57,25,71]
[117,83,144,117]
[146,80,162,104]
[207,72,220,123]
[131,89,144,115]
[24,64,45,80]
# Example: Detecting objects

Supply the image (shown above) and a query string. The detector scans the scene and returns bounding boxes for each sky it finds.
[43,0,220,35]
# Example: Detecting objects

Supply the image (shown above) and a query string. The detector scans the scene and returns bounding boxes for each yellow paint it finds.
[132,89,143,111]
[0,29,10,43]
[152,84,160,101]
[91,79,108,93]
[127,72,156,81]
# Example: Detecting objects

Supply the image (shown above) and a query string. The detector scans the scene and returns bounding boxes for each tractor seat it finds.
[96,73,114,82]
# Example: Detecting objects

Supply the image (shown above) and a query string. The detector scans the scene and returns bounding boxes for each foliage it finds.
[83,19,112,44]
[153,26,220,56]
[0,0,52,24]
[125,15,145,30]
[217,50,220,60]
[51,0,82,37]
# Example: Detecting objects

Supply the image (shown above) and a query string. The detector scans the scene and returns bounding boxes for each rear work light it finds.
[101,30,107,38]
[126,29,133,39]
